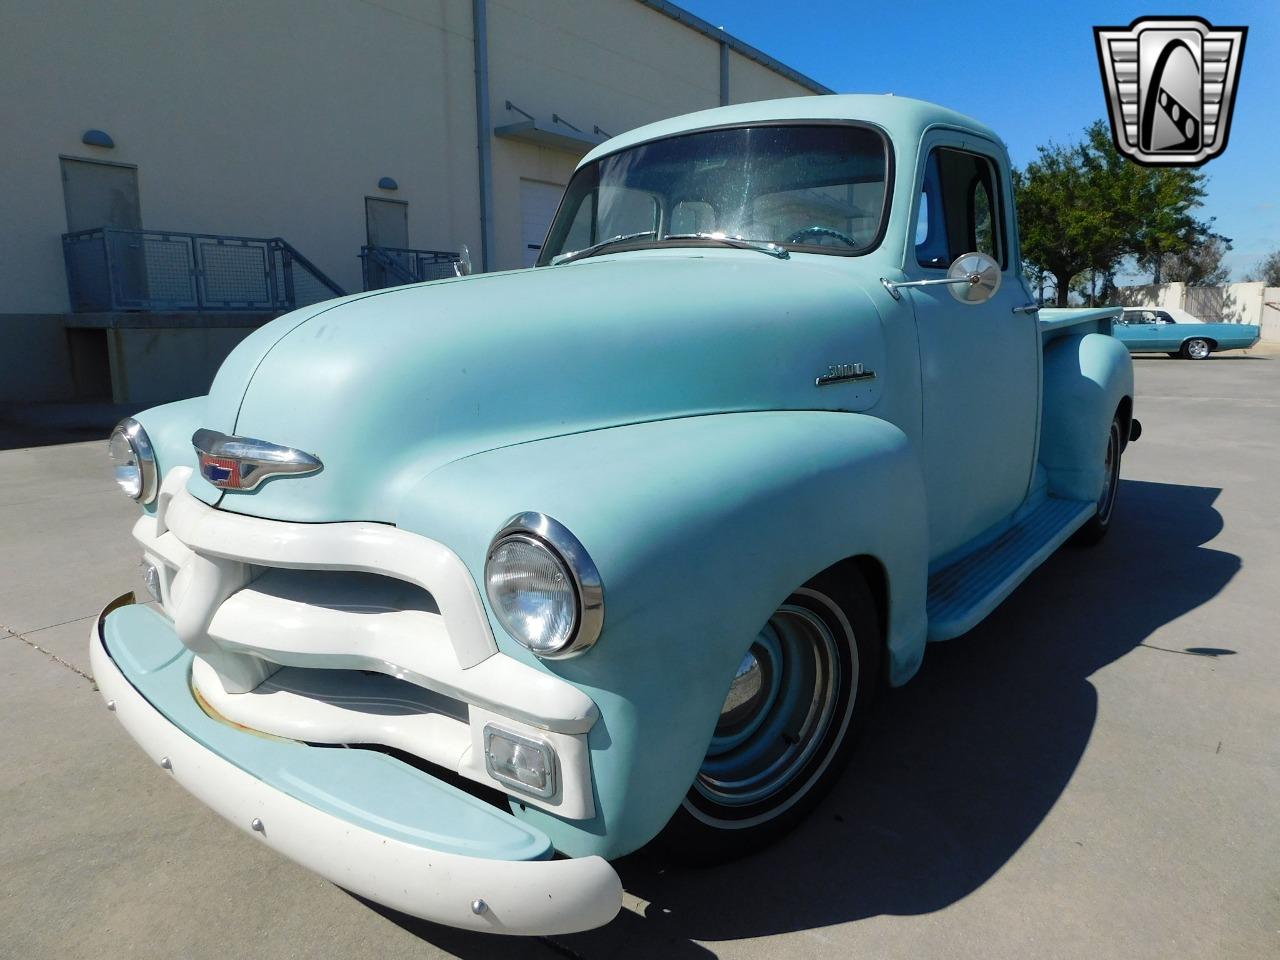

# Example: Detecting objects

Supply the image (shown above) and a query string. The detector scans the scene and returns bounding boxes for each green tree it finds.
[1161,231,1233,286]
[1013,141,1104,306]
[1246,250,1280,286]
[1014,120,1210,304]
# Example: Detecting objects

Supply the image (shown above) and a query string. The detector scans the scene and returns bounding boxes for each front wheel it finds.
[1072,415,1123,546]
[1181,338,1212,360]
[656,569,880,864]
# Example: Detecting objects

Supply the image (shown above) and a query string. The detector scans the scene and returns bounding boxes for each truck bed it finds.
[1038,306,1122,344]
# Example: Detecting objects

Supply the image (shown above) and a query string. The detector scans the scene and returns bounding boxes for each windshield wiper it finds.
[662,233,790,260]
[551,231,657,265]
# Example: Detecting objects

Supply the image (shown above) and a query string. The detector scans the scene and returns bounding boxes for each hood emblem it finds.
[192,429,322,491]
[815,363,876,387]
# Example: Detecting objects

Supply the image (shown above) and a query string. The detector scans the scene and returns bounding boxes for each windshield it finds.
[538,124,890,265]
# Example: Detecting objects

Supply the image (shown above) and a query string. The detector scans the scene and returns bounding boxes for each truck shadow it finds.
[572,478,1239,950]
[373,478,1238,956]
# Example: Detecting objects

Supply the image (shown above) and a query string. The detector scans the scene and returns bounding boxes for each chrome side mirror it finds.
[945,252,1001,303]
[880,251,1002,304]
[454,243,473,277]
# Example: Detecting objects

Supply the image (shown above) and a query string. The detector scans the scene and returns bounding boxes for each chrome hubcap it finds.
[720,651,765,722]
[1188,340,1209,359]
[697,604,844,807]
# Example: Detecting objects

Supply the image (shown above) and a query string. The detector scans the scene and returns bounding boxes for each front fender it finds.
[397,411,928,859]
[1040,333,1133,502]
[128,396,206,513]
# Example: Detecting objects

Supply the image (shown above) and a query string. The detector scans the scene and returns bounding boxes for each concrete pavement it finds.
[2,348,1277,959]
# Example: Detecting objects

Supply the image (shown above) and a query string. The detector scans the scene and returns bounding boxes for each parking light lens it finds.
[484,725,556,799]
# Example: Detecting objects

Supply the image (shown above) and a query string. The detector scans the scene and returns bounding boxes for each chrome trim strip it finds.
[880,273,982,301]
[488,512,605,659]
[191,428,322,491]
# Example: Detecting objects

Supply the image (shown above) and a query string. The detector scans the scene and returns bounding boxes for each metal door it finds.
[62,157,146,302]
[520,179,564,268]
[60,157,141,231]
[365,198,409,249]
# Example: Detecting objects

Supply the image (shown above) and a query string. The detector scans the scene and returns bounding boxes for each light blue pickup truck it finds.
[1113,306,1261,359]
[95,95,1140,936]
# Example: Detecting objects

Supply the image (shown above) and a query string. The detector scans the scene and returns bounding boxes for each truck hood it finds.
[195,251,886,522]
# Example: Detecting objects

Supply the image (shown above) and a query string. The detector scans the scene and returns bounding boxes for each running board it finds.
[927,497,1095,641]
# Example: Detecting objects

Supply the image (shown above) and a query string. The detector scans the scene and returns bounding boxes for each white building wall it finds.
[0,0,482,314]
[728,50,815,104]
[0,0,828,401]
[483,0,727,271]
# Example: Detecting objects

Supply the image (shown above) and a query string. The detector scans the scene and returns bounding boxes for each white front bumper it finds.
[91,606,623,936]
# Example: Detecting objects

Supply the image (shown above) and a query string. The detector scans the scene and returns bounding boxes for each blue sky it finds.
[680,0,1278,281]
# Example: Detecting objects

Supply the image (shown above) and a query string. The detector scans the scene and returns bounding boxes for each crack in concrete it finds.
[2,623,96,687]
[11,613,94,637]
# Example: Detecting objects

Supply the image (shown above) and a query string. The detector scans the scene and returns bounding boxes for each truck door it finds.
[908,140,1040,561]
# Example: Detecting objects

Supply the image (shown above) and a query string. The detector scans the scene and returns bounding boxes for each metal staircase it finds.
[62,227,346,313]
[360,245,461,291]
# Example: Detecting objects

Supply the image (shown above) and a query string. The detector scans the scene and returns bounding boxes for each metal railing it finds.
[360,245,461,291]
[62,227,346,313]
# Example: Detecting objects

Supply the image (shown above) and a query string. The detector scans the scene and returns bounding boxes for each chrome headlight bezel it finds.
[109,417,158,504]
[484,512,604,659]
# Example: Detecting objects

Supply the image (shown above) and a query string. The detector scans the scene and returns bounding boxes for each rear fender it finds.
[1040,333,1133,502]
[398,411,928,859]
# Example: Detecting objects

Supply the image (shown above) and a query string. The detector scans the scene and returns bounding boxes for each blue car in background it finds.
[1113,307,1261,359]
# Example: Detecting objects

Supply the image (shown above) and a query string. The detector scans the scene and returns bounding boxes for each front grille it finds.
[244,568,439,616]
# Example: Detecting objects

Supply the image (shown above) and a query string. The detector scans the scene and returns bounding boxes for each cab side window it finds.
[916,147,1006,269]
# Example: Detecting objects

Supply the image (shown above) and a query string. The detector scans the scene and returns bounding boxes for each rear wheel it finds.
[1072,416,1122,546]
[1181,338,1212,360]
[657,569,880,864]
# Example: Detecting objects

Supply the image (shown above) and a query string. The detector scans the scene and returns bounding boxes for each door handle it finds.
[1012,302,1040,314]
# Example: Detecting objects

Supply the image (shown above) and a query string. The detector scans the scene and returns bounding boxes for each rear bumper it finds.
[91,597,622,936]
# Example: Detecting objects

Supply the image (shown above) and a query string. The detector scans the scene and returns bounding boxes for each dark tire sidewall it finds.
[1071,415,1123,546]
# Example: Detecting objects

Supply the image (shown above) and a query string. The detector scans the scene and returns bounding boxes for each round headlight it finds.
[108,418,157,503]
[484,513,604,659]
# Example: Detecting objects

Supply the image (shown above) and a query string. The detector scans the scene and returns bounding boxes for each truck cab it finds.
[94,95,1136,936]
